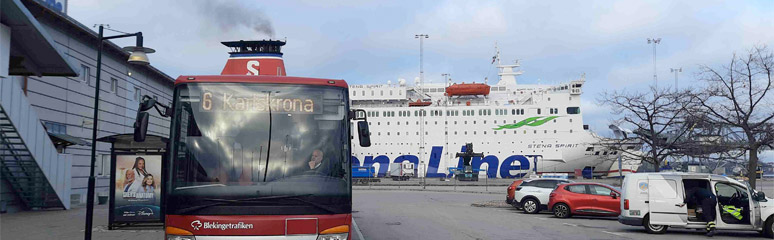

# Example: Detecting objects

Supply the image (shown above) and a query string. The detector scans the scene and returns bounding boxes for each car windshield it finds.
[166,83,351,215]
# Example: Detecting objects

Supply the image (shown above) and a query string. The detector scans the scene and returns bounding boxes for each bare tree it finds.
[672,112,748,173]
[693,45,774,188]
[600,87,694,171]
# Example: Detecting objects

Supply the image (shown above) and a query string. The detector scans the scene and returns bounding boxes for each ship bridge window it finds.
[567,107,580,114]
[586,147,594,151]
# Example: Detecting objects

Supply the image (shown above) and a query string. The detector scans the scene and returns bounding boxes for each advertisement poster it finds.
[113,154,162,222]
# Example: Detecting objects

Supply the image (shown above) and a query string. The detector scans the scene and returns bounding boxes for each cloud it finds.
[64,0,774,90]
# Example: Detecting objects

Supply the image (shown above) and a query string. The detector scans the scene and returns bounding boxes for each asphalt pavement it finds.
[352,189,772,240]
[0,178,770,240]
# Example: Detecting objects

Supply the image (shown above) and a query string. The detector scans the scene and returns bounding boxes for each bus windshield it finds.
[166,83,351,215]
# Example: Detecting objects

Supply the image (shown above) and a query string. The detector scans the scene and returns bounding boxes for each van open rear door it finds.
[647,175,687,226]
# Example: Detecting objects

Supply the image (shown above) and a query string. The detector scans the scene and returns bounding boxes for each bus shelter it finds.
[96,134,168,229]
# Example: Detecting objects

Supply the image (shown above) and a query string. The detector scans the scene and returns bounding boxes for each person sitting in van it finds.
[682,187,718,237]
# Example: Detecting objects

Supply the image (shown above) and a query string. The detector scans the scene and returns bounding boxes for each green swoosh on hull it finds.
[493,116,559,130]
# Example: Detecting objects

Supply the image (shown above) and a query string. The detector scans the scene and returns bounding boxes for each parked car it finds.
[548,182,621,218]
[505,180,524,204]
[511,178,573,214]
[618,172,774,237]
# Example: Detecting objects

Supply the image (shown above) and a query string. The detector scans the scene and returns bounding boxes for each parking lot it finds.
[353,186,773,240]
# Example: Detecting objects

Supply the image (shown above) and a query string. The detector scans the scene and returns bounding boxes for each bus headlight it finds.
[317,233,348,240]
[167,235,195,240]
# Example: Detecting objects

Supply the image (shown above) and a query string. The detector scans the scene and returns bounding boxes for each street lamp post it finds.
[84,25,154,240]
[647,38,661,89]
[670,67,682,93]
[415,34,428,189]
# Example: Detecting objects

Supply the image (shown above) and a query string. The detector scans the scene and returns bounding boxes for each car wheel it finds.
[553,203,571,218]
[763,216,774,238]
[522,198,540,214]
[643,214,668,234]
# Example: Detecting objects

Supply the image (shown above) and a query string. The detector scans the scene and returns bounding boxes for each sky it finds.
[65,0,773,161]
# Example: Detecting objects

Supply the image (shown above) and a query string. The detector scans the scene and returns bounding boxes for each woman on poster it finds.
[125,157,149,193]
[139,174,156,202]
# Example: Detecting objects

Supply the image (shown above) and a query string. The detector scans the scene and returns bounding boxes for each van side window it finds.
[649,179,678,199]
[714,183,748,202]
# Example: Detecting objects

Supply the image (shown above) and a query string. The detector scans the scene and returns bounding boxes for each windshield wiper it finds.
[263,92,273,182]
[202,194,311,203]
[176,194,337,214]
[175,184,226,191]
[177,195,306,214]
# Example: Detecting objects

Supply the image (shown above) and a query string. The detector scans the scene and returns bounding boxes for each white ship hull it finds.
[349,54,641,178]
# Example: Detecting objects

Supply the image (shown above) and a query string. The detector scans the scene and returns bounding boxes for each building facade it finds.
[1,0,173,213]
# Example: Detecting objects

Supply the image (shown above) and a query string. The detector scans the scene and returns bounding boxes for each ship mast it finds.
[415,34,429,188]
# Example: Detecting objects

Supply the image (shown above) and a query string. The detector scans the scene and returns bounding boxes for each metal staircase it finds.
[0,80,71,210]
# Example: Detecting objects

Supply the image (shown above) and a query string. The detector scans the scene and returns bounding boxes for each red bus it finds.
[133,40,370,240]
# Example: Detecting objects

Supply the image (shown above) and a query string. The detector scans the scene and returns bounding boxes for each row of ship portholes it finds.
[364,107,581,118]
[368,118,572,126]
[355,148,552,156]
[369,129,571,137]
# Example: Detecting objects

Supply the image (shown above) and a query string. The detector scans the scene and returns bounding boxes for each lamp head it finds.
[123,46,155,65]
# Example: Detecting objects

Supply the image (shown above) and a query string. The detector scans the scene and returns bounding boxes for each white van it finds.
[618,172,774,237]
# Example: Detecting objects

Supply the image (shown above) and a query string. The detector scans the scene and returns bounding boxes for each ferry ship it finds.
[349,50,641,178]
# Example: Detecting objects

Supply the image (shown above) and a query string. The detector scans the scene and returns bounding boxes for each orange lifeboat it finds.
[408,99,432,107]
[445,83,490,97]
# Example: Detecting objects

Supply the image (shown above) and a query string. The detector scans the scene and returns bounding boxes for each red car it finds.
[548,183,621,218]
[505,180,524,205]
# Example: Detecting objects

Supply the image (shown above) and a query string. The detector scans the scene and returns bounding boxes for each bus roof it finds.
[175,75,348,88]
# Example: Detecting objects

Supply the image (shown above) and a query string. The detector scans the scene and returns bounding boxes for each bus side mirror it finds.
[139,97,156,112]
[357,121,371,147]
[134,112,149,142]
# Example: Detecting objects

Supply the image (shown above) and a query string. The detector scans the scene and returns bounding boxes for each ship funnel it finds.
[221,39,286,76]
